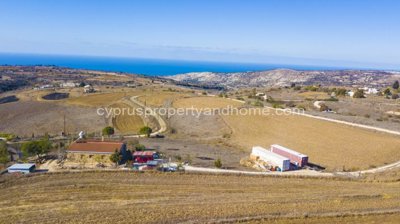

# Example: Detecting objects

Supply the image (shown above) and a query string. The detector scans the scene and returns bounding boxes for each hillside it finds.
[167,69,400,88]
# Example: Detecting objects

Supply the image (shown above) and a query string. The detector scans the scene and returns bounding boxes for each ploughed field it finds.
[173,97,400,171]
[0,172,399,223]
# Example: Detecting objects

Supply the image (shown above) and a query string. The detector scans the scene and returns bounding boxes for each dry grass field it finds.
[173,96,243,109]
[66,92,130,107]
[173,96,400,171]
[0,172,399,223]
[222,109,400,171]
[298,91,331,99]
[137,91,192,107]
[110,102,144,134]
[0,101,107,136]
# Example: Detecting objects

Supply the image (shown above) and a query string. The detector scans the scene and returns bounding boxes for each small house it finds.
[133,151,159,163]
[67,140,129,164]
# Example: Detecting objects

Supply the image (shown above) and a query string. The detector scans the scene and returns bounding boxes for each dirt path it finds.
[123,96,167,137]
[184,165,334,177]
[267,106,400,136]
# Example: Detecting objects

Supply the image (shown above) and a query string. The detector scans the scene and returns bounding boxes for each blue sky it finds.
[1,0,399,69]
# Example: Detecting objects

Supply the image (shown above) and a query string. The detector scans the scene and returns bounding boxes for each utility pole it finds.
[63,114,66,136]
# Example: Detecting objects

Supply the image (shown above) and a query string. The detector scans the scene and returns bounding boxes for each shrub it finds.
[272,103,284,109]
[353,89,365,98]
[335,88,347,96]
[102,126,115,136]
[252,100,264,107]
[134,144,146,151]
[304,86,318,91]
[109,150,121,166]
[0,133,16,141]
[139,126,152,137]
[214,158,222,168]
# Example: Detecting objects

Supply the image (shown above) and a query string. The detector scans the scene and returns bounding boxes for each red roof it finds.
[68,141,124,154]
[133,151,156,156]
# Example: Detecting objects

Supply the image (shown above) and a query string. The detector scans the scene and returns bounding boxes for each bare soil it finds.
[0,101,107,137]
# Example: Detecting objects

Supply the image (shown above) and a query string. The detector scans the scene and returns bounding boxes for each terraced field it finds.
[0,172,399,223]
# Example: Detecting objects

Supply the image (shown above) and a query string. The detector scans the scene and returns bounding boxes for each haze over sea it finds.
[0,53,357,76]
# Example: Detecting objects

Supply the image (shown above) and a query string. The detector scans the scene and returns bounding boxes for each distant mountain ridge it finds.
[167,69,400,88]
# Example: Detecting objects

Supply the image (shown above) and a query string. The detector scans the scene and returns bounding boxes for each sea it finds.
[0,53,343,76]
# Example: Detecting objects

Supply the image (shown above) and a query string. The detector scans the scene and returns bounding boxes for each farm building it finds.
[251,146,290,172]
[67,140,129,164]
[271,144,308,168]
[133,151,159,163]
[8,163,36,174]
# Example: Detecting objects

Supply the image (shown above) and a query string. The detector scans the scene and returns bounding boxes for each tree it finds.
[393,80,399,90]
[109,149,120,166]
[383,88,392,96]
[0,141,10,165]
[353,89,365,98]
[214,158,222,168]
[125,149,133,164]
[139,126,152,137]
[102,126,115,137]
[21,139,51,161]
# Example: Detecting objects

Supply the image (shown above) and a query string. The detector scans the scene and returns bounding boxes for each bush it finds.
[293,86,301,91]
[353,89,365,98]
[335,88,347,97]
[252,100,264,107]
[272,103,284,109]
[0,133,16,141]
[214,158,222,168]
[304,86,318,91]
[134,144,146,151]
[109,150,121,166]
[139,126,152,137]
[102,126,115,136]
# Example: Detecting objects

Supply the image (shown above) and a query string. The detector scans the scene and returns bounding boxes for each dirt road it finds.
[184,165,334,177]
[122,96,167,137]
